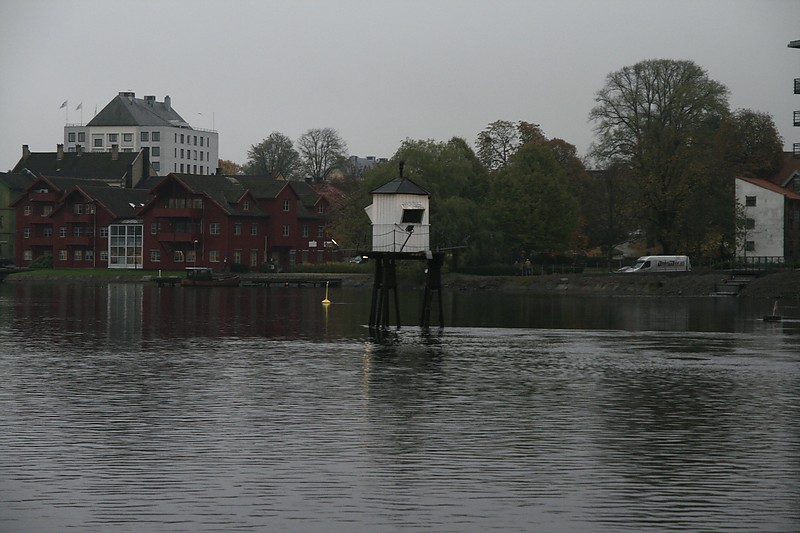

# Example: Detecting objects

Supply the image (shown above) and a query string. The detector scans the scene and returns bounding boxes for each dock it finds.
[240,274,342,288]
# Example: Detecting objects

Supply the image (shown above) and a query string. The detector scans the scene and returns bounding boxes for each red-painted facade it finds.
[14,173,342,272]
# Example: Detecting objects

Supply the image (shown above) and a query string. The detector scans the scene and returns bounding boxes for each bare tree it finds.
[297,128,348,183]
[244,132,299,178]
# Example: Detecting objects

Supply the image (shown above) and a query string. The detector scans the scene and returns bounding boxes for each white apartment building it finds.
[64,92,218,176]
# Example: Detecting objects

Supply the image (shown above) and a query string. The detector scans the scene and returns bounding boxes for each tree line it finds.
[228,58,784,271]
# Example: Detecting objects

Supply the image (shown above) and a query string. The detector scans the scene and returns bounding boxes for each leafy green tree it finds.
[490,142,579,256]
[297,128,348,183]
[244,132,299,177]
[589,59,730,254]
[716,109,784,180]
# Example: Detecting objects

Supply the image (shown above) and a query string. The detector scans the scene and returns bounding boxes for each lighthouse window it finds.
[402,208,424,224]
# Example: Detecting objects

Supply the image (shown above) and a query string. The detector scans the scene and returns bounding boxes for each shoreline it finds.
[3,269,799,300]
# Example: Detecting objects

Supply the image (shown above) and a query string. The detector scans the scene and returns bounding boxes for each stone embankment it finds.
[439,270,800,299]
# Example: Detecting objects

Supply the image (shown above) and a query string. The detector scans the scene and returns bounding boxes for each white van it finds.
[619,255,691,273]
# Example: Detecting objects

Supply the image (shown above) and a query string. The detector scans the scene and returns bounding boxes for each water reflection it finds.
[0,283,798,532]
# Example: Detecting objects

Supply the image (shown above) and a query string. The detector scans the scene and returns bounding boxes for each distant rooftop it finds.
[789,40,800,49]
[87,92,192,129]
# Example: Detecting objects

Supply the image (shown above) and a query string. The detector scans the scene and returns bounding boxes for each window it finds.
[193,165,197,174]
[194,135,197,145]
[78,132,86,142]
[234,223,242,236]
[282,224,290,237]
[74,204,84,215]
[209,222,221,235]
[150,222,159,235]
[123,133,133,143]
[100,227,109,238]
[100,251,108,262]
[181,134,185,144]
[24,205,31,216]
[43,227,53,238]
[209,250,220,262]
[141,131,150,142]
[250,223,258,236]
[59,227,67,238]
[73,226,82,237]
[194,150,198,160]
[23,228,31,238]
[745,196,757,207]
[318,204,325,214]
[152,162,160,172]
[174,250,185,262]
[150,250,161,262]
[85,250,94,262]
[745,218,755,230]
[302,225,309,238]
[283,199,291,211]
[93,135,103,147]
[250,250,258,267]
[402,208,424,223]
[59,250,67,261]
[242,199,249,210]
[68,132,76,142]
[24,250,32,261]
[180,149,185,159]
[74,250,82,261]
[233,249,242,264]
[200,152,204,161]
[200,137,204,147]
[186,250,196,263]
[746,241,755,252]
[152,146,160,157]
[317,225,324,238]
[152,131,160,141]
[108,133,118,144]
[180,164,184,173]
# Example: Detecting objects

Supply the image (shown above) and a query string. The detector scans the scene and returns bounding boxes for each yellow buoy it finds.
[322,281,331,305]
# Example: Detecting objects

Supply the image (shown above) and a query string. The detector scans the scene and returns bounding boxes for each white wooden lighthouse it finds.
[364,168,430,253]
[363,163,443,332]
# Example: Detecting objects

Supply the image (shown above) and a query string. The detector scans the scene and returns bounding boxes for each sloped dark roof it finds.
[0,172,35,193]
[72,186,152,218]
[13,150,138,181]
[88,94,189,128]
[235,175,287,200]
[289,181,323,208]
[370,177,430,196]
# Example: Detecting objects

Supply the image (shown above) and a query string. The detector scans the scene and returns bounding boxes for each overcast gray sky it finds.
[1,0,798,171]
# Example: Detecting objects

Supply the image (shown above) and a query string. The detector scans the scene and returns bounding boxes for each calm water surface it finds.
[1,282,798,532]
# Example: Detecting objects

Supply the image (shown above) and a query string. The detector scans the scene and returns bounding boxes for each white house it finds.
[64,92,218,176]
[364,176,430,253]
[735,176,800,262]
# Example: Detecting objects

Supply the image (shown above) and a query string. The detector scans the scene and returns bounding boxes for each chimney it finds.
[111,144,119,160]
[145,95,155,106]
[164,95,171,111]
[22,144,30,161]
[56,144,64,160]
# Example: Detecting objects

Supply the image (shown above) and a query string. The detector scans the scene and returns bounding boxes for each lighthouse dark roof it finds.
[370,177,429,196]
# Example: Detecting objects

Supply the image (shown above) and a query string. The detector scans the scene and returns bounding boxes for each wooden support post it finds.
[369,255,400,330]
[420,253,444,328]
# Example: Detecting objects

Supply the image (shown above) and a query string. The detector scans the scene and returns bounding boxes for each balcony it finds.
[64,236,91,246]
[27,236,55,246]
[64,212,92,223]
[795,78,800,94]
[794,143,800,159]
[151,207,203,219]
[795,111,800,127]
[157,231,202,243]
[29,191,57,202]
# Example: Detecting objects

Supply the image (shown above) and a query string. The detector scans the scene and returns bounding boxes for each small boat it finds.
[181,267,240,287]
